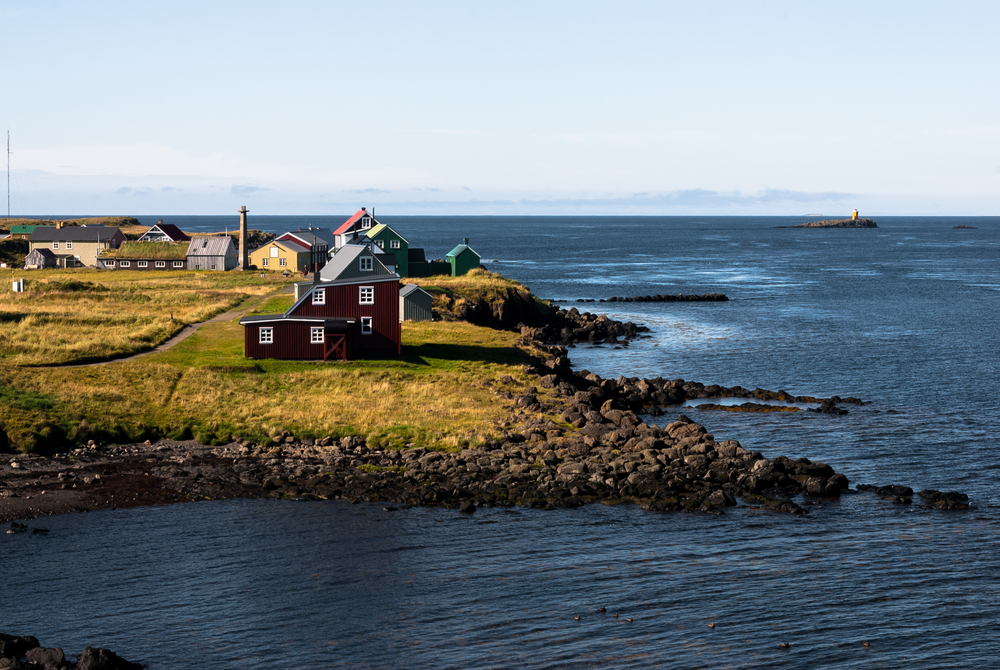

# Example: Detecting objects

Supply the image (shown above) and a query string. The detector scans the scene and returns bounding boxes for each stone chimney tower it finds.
[238,205,249,270]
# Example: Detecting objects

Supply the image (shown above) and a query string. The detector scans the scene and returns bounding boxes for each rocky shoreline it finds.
[0,354,970,522]
[0,297,971,523]
[0,633,142,669]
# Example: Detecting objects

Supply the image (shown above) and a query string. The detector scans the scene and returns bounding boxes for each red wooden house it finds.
[239,244,400,361]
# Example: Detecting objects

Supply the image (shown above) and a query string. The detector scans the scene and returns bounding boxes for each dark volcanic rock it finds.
[76,647,144,670]
[918,489,971,510]
[577,293,729,303]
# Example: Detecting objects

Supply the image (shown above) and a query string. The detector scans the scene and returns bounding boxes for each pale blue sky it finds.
[2,1,998,215]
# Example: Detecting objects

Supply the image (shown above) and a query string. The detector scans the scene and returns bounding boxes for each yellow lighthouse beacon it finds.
[852,208,859,221]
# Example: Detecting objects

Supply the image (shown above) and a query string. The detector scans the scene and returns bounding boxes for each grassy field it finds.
[0,217,143,234]
[0,269,298,365]
[0,269,552,452]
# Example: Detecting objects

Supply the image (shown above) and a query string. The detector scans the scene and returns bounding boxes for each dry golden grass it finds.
[0,268,555,452]
[0,318,546,452]
[0,269,297,365]
[0,217,143,233]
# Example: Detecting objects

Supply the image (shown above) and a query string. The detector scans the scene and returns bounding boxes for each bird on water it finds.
[596,607,606,613]
[574,615,580,621]
[612,613,619,619]
[707,623,715,629]
[779,643,791,650]
[863,641,871,648]
[626,618,633,623]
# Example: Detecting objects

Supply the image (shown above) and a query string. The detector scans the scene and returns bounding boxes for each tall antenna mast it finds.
[6,129,9,219]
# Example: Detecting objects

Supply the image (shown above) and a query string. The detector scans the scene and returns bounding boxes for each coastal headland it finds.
[0,268,969,522]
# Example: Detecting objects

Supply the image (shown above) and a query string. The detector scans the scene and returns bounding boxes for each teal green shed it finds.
[446,239,481,276]
[365,223,410,277]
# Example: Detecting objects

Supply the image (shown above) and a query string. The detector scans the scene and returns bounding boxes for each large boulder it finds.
[76,647,143,670]
[25,647,64,667]
[0,636,39,660]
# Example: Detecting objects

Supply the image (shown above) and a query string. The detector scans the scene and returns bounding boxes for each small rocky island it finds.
[777,218,878,229]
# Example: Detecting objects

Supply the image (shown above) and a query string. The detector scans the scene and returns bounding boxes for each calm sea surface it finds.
[3,215,999,668]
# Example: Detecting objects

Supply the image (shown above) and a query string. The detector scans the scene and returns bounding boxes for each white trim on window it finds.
[119,260,131,268]
[310,326,324,344]
[390,239,400,249]
[66,241,73,250]
[137,260,148,268]
[279,257,287,267]
[106,260,115,267]
[270,246,279,257]
[52,241,59,250]
[359,286,374,304]
[262,258,269,267]
[260,327,273,344]
[361,317,373,335]
[312,288,326,305]
[375,239,384,248]
[359,256,373,272]
[155,261,165,268]
[173,260,183,268]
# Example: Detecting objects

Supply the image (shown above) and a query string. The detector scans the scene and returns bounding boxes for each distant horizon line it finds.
[5,213,998,219]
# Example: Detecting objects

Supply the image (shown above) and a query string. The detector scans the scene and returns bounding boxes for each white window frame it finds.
[390,239,400,249]
[259,327,273,344]
[361,317,373,335]
[137,261,148,268]
[270,247,279,258]
[359,256,373,272]
[361,216,371,229]
[155,261,165,268]
[52,241,59,250]
[312,288,326,305]
[173,261,183,268]
[66,241,73,250]
[279,257,287,267]
[359,286,374,305]
[310,326,324,344]
[120,260,131,268]
[106,260,115,267]
[375,239,384,249]
[262,258,269,267]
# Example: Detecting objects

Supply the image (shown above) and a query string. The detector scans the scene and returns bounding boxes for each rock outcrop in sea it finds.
[776,218,878,228]
[0,633,143,669]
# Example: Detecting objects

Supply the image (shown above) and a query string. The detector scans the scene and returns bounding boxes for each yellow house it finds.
[249,239,312,272]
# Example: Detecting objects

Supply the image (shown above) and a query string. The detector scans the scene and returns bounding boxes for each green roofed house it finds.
[446,238,481,276]
[364,223,409,276]
[10,224,57,240]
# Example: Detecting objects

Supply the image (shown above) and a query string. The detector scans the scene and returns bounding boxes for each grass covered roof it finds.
[114,241,191,259]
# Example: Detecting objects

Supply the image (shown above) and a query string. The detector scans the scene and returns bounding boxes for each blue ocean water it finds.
[3,215,999,668]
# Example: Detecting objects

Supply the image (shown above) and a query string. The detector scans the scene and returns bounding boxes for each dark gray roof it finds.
[408,248,427,263]
[239,315,356,326]
[28,248,57,259]
[320,244,397,281]
[187,236,235,256]
[29,226,122,242]
[283,228,335,247]
[400,283,432,298]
